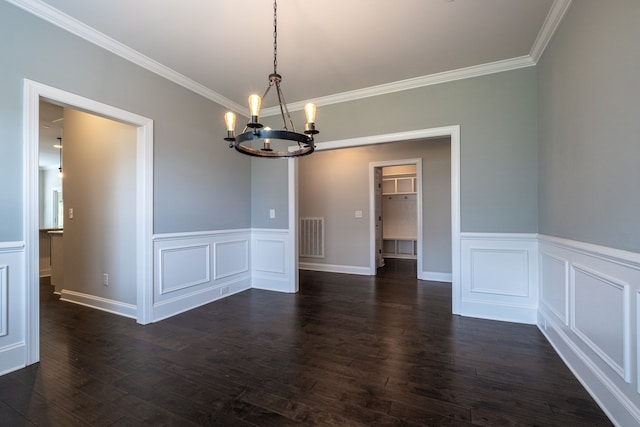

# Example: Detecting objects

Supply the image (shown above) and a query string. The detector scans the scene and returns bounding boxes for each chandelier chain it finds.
[273,0,278,74]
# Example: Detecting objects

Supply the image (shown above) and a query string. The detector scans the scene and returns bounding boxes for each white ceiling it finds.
[16,0,571,115]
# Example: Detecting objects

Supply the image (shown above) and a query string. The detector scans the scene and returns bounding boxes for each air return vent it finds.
[299,217,324,258]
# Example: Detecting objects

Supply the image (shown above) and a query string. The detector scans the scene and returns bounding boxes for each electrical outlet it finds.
[269,209,276,219]
[220,286,229,295]
[103,273,109,286]
[355,210,363,218]
[68,208,74,219]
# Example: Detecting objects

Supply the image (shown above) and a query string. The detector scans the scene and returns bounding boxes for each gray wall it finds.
[251,157,289,229]
[538,1,640,253]
[253,67,539,234]
[63,108,137,304]
[0,1,251,242]
[299,138,451,273]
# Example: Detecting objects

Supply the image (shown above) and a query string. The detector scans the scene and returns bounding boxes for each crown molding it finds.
[262,56,535,116]
[5,0,246,114]
[10,0,559,117]
[529,0,573,63]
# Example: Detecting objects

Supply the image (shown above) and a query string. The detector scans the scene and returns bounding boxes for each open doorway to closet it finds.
[372,163,419,274]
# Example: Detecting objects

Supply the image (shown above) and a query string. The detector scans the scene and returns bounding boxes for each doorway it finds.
[24,79,154,365]
[370,160,422,278]
[289,126,461,313]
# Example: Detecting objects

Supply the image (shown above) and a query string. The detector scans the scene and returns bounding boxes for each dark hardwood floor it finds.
[1,259,612,426]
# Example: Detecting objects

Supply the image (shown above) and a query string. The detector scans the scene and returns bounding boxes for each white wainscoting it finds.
[538,235,640,427]
[252,229,295,292]
[0,242,26,375]
[460,233,538,324]
[152,230,252,321]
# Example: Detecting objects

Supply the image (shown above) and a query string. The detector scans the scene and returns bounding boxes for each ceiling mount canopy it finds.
[223,0,318,158]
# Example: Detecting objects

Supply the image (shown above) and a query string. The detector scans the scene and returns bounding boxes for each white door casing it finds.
[23,79,154,366]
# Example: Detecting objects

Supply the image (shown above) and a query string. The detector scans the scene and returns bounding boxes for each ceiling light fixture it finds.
[57,137,63,178]
[223,0,318,158]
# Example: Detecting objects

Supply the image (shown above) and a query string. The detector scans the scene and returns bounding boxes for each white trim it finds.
[158,244,211,294]
[637,289,640,396]
[288,159,300,293]
[251,229,295,293]
[369,158,423,278]
[421,272,453,283]
[23,79,154,367]
[539,234,640,268]
[153,228,252,241]
[7,0,570,117]
[299,262,371,276]
[0,342,26,376]
[529,0,574,62]
[263,57,535,116]
[540,311,640,427]
[538,235,640,426]
[460,232,539,324]
[5,0,244,114]
[152,276,250,322]
[291,125,461,313]
[539,250,570,325]
[570,264,631,383]
[0,242,25,252]
[60,289,137,319]
[213,240,250,279]
[0,265,7,337]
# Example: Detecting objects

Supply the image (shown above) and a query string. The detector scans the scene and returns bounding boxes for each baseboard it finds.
[460,299,538,324]
[0,342,26,375]
[419,271,452,282]
[299,262,371,276]
[252,276,295,293]
[60,289,137,319]
[152,277,251,322]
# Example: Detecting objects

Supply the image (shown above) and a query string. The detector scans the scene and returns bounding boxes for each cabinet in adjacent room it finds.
[381,165,417,259]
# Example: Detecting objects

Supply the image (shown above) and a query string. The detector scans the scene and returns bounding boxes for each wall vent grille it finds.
[300,217,325,258]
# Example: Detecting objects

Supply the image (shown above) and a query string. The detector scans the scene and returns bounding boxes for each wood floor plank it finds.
[0,259,613,426]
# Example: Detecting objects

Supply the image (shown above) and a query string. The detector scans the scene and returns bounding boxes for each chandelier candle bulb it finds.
[224,112,236,142]
[304,103,318,134]
[263,127,272,151]
[248,95,262,127]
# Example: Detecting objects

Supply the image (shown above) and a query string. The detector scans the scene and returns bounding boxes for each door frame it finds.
[23,79,154,365]
[369,159,423,277]
[289,125,461,314]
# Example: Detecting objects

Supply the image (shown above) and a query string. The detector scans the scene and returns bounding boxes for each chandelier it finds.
[223,0,318,158]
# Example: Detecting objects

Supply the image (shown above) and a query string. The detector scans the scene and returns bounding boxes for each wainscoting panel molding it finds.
[540,250,569,325]
[214,240,249,280]
[460,233,538,324]
[159,244,210,295]
[571,264,630,383]
[153,230,252,322]
[0,242,26,375]
[0,265,7,337]
[538,235,640,427]
[251,230,294,292]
